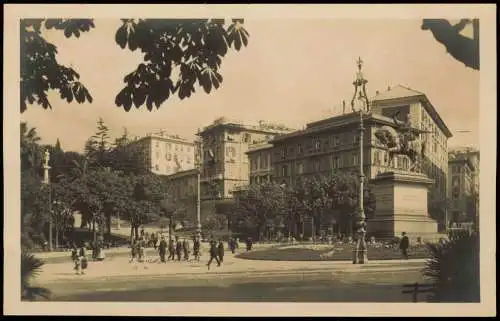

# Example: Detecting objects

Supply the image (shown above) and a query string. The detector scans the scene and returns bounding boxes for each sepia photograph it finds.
[3,3,497,317]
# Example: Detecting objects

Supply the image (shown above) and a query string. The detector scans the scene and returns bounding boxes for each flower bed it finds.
[236,243,430,261]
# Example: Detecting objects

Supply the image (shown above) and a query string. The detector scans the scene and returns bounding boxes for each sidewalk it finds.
[36,253,426,284]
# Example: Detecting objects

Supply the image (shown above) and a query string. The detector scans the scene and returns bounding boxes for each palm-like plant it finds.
[422,231,480,302]
[20,122,42,172]
[21,251,51,301]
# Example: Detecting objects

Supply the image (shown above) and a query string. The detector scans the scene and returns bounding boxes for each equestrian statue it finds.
[374,110,430,173]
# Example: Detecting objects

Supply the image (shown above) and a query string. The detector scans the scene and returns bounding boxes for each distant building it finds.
[126,130,196,176]
[196,117,295,200]
[448,148,479,227]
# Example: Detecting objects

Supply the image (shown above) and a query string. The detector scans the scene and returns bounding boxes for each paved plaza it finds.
[34,249,427,302]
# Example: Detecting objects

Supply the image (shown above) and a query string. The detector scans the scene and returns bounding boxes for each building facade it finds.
[253,85,452,199]
[247,141,274,185]
[164,168,199,228]
[196,117,295,200]
[127,130,196,176]
[447,148,479,227]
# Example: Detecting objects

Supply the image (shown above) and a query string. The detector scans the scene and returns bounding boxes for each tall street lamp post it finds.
[195,137,203,237]
[42,149,53,252]
[350,57,370,264]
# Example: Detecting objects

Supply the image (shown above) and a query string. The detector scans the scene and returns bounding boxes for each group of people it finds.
[71,242,89,275]
[129,233,233,270]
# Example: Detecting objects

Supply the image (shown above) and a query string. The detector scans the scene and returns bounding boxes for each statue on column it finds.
[44,149,50,168]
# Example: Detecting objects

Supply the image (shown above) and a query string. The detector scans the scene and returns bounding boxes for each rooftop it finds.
[371,85,453,138]
[198,117,296,135]
[371,84,425,101]
[271,111,395,142]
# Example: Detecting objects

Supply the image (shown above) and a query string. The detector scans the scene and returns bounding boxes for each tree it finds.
[234,182,286,241]
[20,122,42,174]
[50,179,78,248]
[85,117,112,168]
[21,18,250,113]
[108,128,146,175]
[422,19,479,70]
[20,19,94,113]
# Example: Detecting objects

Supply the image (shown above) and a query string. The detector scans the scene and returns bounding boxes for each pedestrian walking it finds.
[193,236,201,261]
[168,237,175,261]
[151,232,158,249]
[175,236,183,261]
[71,244,80,274]
[217,240,225,264]
[228,238,235,254]
[130,239,138,263]
[158,236,167,263]
[399,232,410,260]
[207,239,221,270]
[78,242,88,275]
[246,237,253,252]
[182,238,191,261]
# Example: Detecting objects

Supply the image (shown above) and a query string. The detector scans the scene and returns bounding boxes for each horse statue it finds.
[374,112,429,173]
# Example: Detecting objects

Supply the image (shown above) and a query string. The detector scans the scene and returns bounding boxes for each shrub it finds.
[21,250,51,301]
[422,231,480,302]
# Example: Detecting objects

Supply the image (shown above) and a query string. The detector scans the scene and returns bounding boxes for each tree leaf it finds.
[115,25,128,49]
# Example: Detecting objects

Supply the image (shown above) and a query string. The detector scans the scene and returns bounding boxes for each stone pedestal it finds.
[370,171,438,239]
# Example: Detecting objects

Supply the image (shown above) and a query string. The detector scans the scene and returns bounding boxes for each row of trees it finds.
[232,173,376,241]
[21,119,184,250]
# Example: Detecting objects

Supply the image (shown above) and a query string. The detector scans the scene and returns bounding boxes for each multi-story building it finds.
[163,168,199,228]
[196,117,295,200]
[448,148,480,227]
[264,85,452,200]
[247,140,274,185]
[126,130,196,176]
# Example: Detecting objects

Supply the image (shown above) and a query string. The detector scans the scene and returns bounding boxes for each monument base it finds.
[370,170,439,241]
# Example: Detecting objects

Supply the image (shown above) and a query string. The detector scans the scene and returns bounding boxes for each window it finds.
[155,164,159,171]
[166,153,172,161]
[374,151,381,165]
[156,142,159,148]
[314,139,321,152]
[297,163,304,174]
[175,145,179,151]
[352,153,359,166]
[166,143,171,150]
[282,165,288,177]
[297,143,303,154]
[256,155,261,169]
[180,146,184,152]
[336,135,342,146]
[281,147,287,160]
[331,156,340,169]
[243,133,251,143]
[314,160,321,172]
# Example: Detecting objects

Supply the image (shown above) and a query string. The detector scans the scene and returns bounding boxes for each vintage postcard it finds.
[3,3,497,317]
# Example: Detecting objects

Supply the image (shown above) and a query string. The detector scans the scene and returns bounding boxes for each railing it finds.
[402,282,436,302]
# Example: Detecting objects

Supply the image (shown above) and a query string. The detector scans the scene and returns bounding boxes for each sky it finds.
[21,19,480,152]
